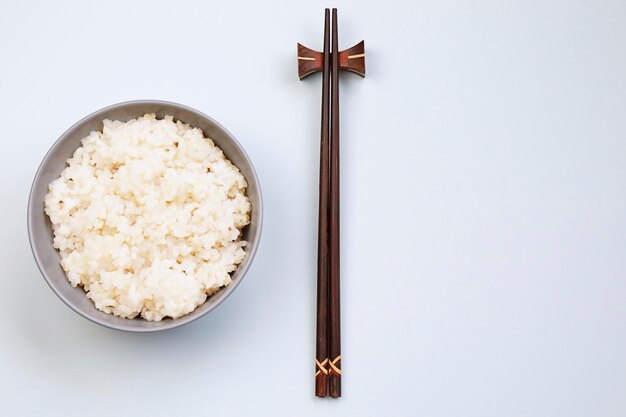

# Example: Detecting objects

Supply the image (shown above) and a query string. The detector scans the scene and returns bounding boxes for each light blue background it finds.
[1,1,625,416]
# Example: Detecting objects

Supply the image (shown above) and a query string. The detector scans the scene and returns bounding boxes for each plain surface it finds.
[1,0,625,416]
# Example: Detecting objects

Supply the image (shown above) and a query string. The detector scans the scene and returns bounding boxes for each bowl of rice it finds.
[27,100,262,332]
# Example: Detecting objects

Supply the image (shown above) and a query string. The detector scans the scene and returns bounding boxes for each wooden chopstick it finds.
[298,8,364,398]
[314,8,332,398]
[328,7,342,398]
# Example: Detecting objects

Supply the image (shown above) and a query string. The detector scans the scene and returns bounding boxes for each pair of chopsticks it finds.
[297,8,365,398]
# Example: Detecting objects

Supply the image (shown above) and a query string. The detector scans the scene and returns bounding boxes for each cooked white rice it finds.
[44,114,251,321]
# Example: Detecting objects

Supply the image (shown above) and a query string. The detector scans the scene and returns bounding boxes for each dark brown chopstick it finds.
[328,7,342,398]
[314,8,331,398]
[297,9,365,399]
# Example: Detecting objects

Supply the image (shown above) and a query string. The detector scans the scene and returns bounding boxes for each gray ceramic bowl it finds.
[28,100,262,332]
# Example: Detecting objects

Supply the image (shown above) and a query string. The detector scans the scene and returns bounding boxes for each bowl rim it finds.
[27,99,263,332]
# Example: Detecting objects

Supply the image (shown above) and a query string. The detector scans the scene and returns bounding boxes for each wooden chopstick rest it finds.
[297,41,365,80]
